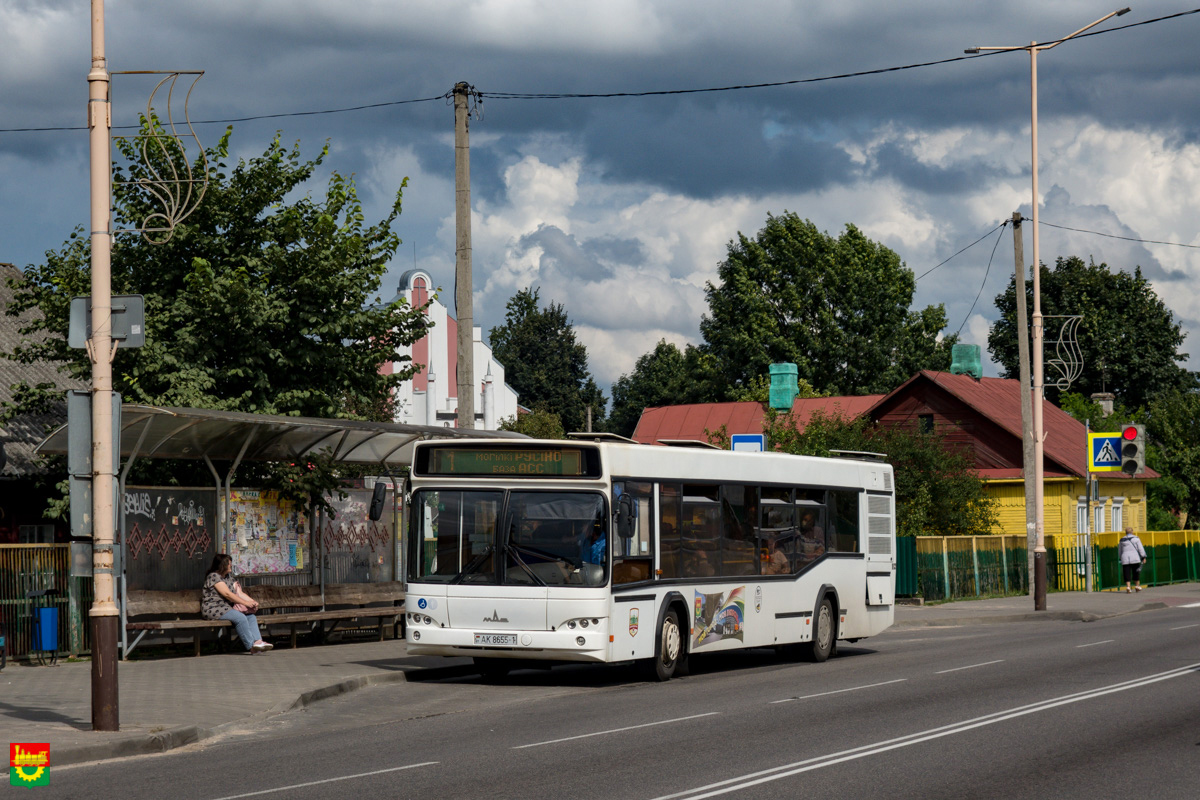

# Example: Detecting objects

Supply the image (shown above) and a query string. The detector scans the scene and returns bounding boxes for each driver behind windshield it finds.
[581,521,607,565]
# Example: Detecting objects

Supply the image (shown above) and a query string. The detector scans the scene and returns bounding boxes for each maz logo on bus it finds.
[482,610,509,623]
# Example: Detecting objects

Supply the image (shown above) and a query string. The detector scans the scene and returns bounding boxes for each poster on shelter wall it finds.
[222,489,309,575]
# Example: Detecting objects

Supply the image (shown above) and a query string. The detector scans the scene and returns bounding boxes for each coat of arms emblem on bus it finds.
[693,587,745,649]
[628,608,639,636]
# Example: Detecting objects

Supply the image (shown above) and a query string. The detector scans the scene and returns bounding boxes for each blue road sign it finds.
[1089,433,1122,472]
[731,433,766,452]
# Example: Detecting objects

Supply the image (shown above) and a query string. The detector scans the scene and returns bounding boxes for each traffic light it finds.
[1120,423,1145,475]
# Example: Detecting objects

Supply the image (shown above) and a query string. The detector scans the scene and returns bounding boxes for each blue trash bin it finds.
[32,607,58,654]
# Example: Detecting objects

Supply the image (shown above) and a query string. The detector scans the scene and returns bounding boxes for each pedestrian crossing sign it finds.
[1088,433,1123,472]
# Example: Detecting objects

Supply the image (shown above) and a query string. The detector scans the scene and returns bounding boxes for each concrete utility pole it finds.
[88,0,119,731]
[453,82,475,430]
[1011,213,1037,594]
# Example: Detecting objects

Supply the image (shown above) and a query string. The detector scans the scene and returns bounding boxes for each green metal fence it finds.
[905,531,1200,602]
[914,535,1029,602]
[0,544,92,660]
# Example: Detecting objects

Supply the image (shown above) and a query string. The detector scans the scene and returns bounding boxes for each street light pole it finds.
[967,8,1130,611]
[88,0,119,730]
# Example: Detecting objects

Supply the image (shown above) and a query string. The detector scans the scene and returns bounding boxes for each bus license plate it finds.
[474,633,518,646]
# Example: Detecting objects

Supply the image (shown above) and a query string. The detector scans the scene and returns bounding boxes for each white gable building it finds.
[383,270,520,429]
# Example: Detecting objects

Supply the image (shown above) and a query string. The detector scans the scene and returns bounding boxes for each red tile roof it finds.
[631,395,883,445]
[867,371,1158,481]
[631,370,1156,482]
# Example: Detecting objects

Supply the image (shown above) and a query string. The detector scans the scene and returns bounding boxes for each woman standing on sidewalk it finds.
[1118,527,1148,593]
[202,554,273,653]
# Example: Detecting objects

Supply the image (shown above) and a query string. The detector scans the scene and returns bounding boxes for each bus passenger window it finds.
[829,490,860,552]
[720,484,758,576]
[659,484,682,579]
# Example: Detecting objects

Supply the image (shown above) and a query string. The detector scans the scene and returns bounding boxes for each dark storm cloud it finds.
[513,225,616,281]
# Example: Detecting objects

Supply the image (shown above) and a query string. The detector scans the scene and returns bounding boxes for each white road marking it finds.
[1179,602,1200,608]
[935,660,1004,674]
[209,762,439,800]
[653,663,1200,800]
[512,712,720,749]
[1169,624,1200,630]
[1076,640,1114,648]
[770,679,907,704]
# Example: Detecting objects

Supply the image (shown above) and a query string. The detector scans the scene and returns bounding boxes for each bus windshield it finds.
[409,490,608,587]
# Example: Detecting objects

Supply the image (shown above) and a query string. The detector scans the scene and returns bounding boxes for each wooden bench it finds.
[122,581,405,658]
[252,582,406,649]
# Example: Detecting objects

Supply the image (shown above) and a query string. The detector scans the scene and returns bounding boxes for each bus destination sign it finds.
[428,447,587,476]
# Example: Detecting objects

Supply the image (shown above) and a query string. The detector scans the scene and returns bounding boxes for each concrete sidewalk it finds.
[2,583,1197,768]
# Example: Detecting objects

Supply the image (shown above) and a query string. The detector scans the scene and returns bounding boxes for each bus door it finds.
[613,481,654,585]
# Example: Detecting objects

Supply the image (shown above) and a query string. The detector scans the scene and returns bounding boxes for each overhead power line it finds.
[2,7,1195,134]
[1039,220,1200,250]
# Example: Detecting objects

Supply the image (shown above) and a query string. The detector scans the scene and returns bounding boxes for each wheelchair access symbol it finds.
[1088,433,1123,472]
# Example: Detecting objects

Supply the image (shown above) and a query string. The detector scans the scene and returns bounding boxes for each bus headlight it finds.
[411,631,420,641]
[567,620,577,629]
[576,636,586,646]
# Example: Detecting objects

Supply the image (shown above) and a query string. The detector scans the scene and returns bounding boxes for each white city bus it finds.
[404,438,896,680]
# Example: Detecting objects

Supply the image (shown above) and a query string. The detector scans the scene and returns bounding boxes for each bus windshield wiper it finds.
[450,545,494,584]
[505,542,548,586]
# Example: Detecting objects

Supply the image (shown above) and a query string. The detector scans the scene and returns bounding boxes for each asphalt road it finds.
[52,607,1200,800]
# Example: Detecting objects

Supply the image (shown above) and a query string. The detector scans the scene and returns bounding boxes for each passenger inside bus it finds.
[762,535,790,575]
[798,510,825,558]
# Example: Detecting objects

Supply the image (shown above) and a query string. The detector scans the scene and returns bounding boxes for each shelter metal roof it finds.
[36,404,526,466]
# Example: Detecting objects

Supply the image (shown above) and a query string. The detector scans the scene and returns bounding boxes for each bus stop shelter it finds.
[37,404,526,653]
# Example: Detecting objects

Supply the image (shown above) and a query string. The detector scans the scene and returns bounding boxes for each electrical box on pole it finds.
[66,390,121,538]
[1120,423,1145,475]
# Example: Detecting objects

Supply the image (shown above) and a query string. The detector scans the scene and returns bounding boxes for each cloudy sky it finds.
[4,1,1199,397]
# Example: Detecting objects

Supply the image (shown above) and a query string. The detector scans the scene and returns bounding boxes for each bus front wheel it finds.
[645,607,686,681]
[806,597,835,663]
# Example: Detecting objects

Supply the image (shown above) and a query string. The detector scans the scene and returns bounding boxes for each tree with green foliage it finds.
[3,125,429,498]
[608,339,725,438]
[1056,390,1197,531]
[1146,389,1200,529]
[708,410,997,538]
[498,408,566,439]
[488,288,607,433]
[699,213,954,399]
[989,256,1196,409]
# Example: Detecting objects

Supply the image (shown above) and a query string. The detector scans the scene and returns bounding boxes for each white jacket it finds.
[1118,534,1147,565]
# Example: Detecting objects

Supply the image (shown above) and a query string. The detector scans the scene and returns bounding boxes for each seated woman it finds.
[201,554,273,654]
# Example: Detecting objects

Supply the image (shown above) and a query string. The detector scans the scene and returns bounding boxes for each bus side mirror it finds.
[616,494,635,540]
[368,482,387,521]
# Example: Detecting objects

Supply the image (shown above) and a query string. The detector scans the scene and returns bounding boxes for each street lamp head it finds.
[964,47,980,54]
[1116,7,1131,16]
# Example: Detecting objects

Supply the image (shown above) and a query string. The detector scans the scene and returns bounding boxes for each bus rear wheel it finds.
[806,597,835,663]
[645,607,686,681]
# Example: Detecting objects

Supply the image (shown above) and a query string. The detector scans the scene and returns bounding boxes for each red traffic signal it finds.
[1120,423,1146,475]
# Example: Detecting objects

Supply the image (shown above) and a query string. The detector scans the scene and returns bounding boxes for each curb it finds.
[51,662,478,768]
[891,600,1170,630]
